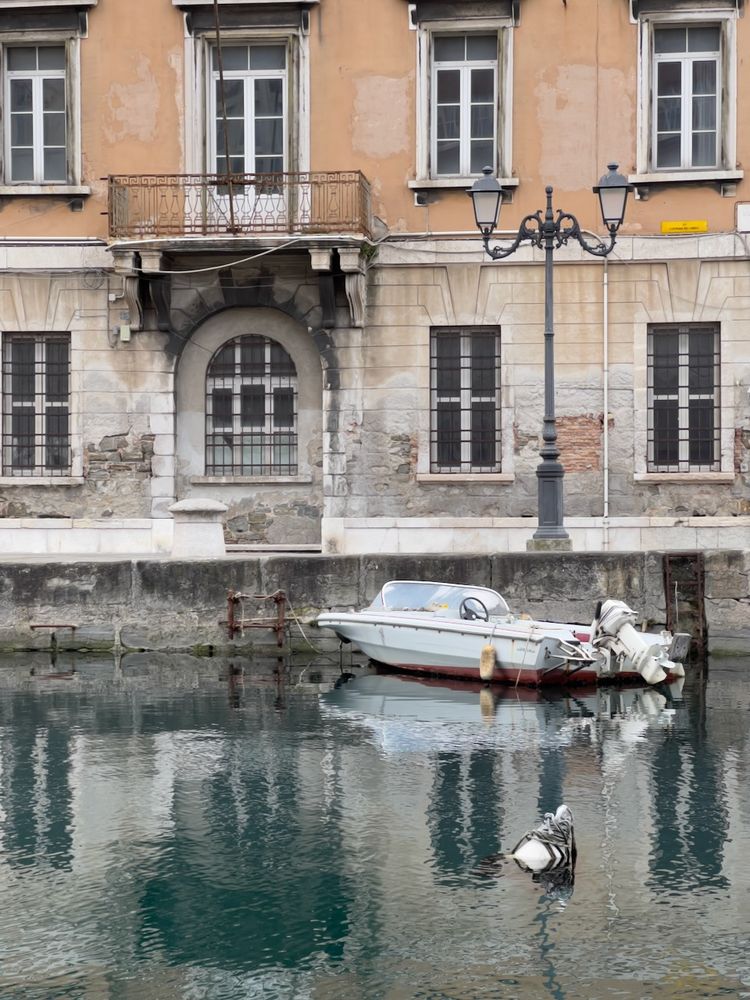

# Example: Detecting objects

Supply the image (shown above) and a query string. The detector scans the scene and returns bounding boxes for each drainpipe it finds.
[602,258,609,551]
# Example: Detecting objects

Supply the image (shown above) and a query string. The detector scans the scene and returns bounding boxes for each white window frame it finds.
[651,23,720,172]
[633,9,741,185]
[412,17,516,191]
[0,331,83,482]
[430,33,497,180]
[208,42,288,178]
[183,23,309,177]
[0,32,87,195]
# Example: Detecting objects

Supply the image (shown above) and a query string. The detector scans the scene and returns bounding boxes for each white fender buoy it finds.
[511,804,576,872]
[479,643,496,681]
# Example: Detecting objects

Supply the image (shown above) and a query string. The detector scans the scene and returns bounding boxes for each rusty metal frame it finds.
[223,589,289,647]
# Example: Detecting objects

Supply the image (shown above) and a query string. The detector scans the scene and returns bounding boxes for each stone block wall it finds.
[0,551,744,658]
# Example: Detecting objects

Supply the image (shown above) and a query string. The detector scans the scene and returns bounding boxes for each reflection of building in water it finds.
[0,716,74,867]
[0,665,749,994]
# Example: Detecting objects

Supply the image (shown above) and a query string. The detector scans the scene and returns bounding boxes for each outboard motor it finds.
[591,599,668,685]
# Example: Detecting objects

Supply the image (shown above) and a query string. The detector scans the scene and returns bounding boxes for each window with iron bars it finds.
[647,323,720,472]
[205,335,298,476]
[1,333,71,476]
[430,327,501,473]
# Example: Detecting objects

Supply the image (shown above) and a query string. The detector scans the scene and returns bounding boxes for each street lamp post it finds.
[469,164,633,543]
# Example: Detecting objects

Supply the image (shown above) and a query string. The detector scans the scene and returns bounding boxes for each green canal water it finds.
[0,652,749,1000]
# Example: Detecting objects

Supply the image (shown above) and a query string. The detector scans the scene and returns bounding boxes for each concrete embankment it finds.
[0,551,746,656]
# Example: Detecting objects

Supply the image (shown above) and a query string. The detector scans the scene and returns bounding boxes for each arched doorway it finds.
[175,307,323,547]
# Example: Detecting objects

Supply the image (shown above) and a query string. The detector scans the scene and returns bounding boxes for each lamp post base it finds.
[526,536,573,552]
[532,455,569,544]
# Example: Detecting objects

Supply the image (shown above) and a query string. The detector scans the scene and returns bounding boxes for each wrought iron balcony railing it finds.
[108,171,372,240]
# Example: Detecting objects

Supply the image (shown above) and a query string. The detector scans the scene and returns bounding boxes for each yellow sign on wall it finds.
[661,220,708,234]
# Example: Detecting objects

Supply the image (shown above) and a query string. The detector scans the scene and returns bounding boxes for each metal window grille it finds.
[652,25,720,170]
[431,33,498,177]
[430,327,501,473]
[205,335,298,476]
[1,333,71,476]
[4,45,67,184]
[647,324,720,472]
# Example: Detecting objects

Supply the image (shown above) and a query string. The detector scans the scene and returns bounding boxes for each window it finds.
[0,34,85,189]
[432,33,496,177]
[413,18,513,186]
[647,324,720,472]
[1,333,71,476]
[653,25,719,170]
[634,10,740,181]
[210,43,286,177]
[430,327,501,473]
[205,335,298,476]
[4,45,66,183]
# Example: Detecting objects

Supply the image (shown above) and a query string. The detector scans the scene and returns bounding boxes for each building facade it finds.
[0,0,748,556]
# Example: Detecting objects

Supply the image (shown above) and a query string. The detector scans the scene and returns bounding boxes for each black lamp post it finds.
[469,164,633,542]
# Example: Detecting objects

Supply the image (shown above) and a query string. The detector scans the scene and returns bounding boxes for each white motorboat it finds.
[316,580,689,688]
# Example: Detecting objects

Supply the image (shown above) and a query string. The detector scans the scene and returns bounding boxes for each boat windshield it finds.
[368,581,509,616]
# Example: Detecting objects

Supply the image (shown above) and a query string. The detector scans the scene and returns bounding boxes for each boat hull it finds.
[317,611,602,687]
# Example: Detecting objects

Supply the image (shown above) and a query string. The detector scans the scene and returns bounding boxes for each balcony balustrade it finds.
[108,171,372,241]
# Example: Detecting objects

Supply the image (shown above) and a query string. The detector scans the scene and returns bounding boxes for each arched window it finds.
[205,335,297,475]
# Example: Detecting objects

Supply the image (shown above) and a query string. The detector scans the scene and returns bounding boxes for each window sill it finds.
[634,472,734,483]
[0,1,98,6]
[629,170,743,186]
[173,0,318,4]
[417,473,514,483]
[0,476,84,486]
[408,177,519,191]
[0,184,91,197]
[191,475,312,485]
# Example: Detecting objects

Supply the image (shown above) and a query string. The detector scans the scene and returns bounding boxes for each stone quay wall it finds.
[0,551,746,658]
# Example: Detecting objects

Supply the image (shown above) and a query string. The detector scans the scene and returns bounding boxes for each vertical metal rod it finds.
[533,186,568,540]
[226,589,236,638]
[212,0,236,232]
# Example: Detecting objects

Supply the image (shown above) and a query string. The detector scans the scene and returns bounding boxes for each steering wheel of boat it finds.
[459,596,489,622]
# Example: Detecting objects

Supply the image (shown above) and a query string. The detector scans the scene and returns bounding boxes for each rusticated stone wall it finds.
[0,551,745,658]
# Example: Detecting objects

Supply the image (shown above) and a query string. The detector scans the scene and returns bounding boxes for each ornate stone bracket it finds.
[307,248,336,329]
[338,248,367,328]
[111,249,144,332]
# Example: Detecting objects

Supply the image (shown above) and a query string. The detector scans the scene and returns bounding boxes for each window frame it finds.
[205,334,299,478]
[646,323,721,474]
[633,9,740,184]
[412,17,515,189]
[430,33,498,180]
[0,331,74,479]
[184,25,308,177]
[0,32,87,194]
[429,325,502,475]
[208,41,288,178]
[651,24,720,172]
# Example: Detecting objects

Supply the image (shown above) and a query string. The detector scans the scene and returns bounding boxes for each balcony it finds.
[108,171,372,241]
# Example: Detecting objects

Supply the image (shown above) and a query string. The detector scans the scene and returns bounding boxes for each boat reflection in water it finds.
[319,670,684,755]
[321,671,685,906]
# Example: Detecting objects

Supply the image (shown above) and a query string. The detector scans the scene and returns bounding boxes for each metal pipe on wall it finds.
[603,258,609,551]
